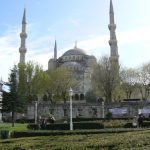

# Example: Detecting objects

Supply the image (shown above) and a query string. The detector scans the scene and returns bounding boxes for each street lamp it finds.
[34,101,38,124]
[69,87,73,130]
[102,101,105,118]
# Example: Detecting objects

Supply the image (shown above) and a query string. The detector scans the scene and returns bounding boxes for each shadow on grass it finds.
[87,144,115,150]
[12,147,26,150]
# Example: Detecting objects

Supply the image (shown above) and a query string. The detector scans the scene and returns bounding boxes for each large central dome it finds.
[62,47,86,56]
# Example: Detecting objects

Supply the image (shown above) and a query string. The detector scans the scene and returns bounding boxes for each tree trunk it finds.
[11,111,15,127]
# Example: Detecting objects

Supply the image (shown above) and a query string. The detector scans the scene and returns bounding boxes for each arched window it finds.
[63,109,67,117]
[80,94,84,100]
[75,94,79,100]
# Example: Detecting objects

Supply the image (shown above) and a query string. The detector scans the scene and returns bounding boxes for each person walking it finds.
[138,114,144,128]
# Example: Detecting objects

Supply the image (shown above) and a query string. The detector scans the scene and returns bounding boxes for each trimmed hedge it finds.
[0,130,9,139]
[124,121,150,128]
[27,122,104,130]
[72,118,132,122]
[16,119,34,124]
[10,128,144,138]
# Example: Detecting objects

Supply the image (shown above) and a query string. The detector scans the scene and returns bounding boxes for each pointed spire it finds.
[109,0,114,14]
[74,41,77,48]
[19,8,27,64]
[108,0,119,64]
[54,40,57,61]
[22,8,26,24]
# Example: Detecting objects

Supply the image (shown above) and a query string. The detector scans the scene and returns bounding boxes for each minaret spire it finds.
[108,0,119,63]
[54,40,57,61]
[74,41,77,48]
[109,0,114,14]
[19,8,27,64]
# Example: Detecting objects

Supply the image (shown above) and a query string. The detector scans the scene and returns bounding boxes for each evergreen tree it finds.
[4,65,25,126]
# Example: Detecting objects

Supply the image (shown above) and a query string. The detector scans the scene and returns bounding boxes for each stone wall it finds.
[26,101,150,120]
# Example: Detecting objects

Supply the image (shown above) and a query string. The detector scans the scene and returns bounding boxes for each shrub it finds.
[123,123,133,128]
[16,119,34,123]
[105,112,113,119]
[0,130,9,139]
[143,121,150,127]
[27,122,104,130]
[16,117,26,124]
[73,122,104,129]
[72,118,131,122]
[124,121,150,128]
[10,128,141,138]
[102,120,128,128]
[27,124,39,130]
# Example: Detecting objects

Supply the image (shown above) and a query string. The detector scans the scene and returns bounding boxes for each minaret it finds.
[74,41,77,48]
[108,0,119,63]
[54,40,57,61]
[19,8,27,64]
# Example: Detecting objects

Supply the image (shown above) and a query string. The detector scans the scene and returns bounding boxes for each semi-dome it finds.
[62,47,86,56]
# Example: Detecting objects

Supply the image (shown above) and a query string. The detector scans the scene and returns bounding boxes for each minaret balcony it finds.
[20,33,27,38]
[109,39,117,45]
[108,24,116,30]
[19,47,27,53]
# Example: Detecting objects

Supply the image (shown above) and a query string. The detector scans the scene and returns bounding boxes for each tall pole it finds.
[102,101,105,118]
[35,101,38,124]
[69,87,73,130]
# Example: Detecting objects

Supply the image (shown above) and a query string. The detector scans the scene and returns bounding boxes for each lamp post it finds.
[34,101,38,124]
[69,87,73,130]
[102,101,105,118]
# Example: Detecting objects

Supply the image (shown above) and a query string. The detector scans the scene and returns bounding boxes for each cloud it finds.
[0,27,20,81]
[1,25,150,82]
[118,26,150,45]
[49,25,150,66]
[28,35,54,55]
[68,18,80,27]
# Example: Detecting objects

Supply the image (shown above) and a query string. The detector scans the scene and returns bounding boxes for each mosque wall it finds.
[26,101,150,120]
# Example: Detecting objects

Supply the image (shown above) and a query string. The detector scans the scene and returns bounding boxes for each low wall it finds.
[26,101,150,120]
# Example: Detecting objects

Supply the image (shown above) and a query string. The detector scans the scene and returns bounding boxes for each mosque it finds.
[3,1,150,120]
[11,0,121,119]
[48,41,97,101]
[19,0,119,103]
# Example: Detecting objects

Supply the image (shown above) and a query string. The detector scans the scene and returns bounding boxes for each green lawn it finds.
[0,123,28,131]
[1,129,150,150]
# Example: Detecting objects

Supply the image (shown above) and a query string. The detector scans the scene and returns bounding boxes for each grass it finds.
[0,123,28,131]
[0,123,150,149]
[1,129,150,149]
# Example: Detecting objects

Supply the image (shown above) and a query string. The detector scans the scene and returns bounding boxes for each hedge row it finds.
[27,122,104,130]
[5,118,150,124]
[72,118,133,122]
[124,121,150,128]
[10,128,144,138]
[0,130,9,139]
[13,118,133,124]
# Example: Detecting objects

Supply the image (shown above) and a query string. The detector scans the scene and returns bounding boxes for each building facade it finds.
[48,42,97,100]
[18,0,120,119]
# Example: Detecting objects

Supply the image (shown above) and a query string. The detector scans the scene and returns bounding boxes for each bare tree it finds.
[92,56,120,102]
[136,63,150,100]
[120,67,137,99]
